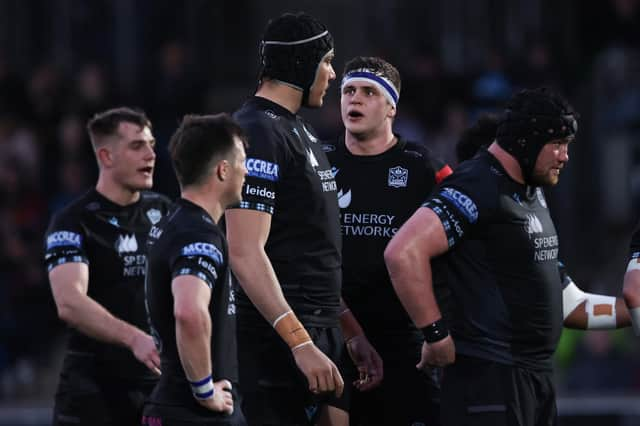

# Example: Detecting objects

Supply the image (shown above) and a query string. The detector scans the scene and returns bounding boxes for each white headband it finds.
[341,68,399,107]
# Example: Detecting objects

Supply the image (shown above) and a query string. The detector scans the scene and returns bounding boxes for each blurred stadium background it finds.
[0,0,639,424]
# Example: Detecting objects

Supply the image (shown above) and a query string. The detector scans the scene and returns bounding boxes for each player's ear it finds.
[97,146,113,168]
[216,159,229,181]
[387,104,397,119]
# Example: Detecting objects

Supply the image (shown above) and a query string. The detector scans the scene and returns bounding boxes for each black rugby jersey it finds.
[145,198,238,408]
[325,136,451,352]
[232,97,341,327]
[43,189,171,379]
[423,149,563,371]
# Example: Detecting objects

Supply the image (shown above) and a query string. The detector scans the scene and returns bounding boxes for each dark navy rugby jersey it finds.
[232,96,341,327]
[423,149,563,371]
[43,189,171,379]
[145,198,237,408]
[325,136,451,349]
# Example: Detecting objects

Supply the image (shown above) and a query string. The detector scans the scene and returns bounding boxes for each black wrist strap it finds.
[420,319,449,343]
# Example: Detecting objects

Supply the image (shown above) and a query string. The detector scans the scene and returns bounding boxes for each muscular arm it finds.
[225,208,344,396]
[384,207,449,327]
[49,263,160,374]
[384,207,454,367]
[225,209,290,323]
[173,275,234,413]
[173,275,213,383]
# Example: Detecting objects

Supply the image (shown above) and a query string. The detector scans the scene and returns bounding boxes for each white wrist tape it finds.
[562,281,585,320]
[630,307,640,336]
[190,374,214,400]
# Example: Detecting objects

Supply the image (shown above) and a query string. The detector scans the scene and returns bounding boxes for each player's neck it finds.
[345,128,396,156]
[181,188,224,224]
[487,142,525,184]
[256,80,302,114]
[95,175,140,206]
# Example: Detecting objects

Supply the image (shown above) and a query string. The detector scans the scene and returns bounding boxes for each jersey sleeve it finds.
[44,210,88,272]
[169,232,226,290]
[235,118,290,215]
[424,151,453,184]
[422,167,496,248]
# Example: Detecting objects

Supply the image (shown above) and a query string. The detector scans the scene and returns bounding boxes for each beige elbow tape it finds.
[273,310,312,350]
[585,294,617,329]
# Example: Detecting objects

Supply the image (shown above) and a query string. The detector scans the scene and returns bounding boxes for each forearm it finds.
[57,292,145,349]
[339,298,364,341]
[385,251,441,327]
[176,309,212,382]
[623,270,640,308]
[230,247,291,323]
[563,286,626,330]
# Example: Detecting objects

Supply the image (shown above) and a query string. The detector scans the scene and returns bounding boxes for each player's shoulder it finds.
[436,151,503,207]
[234,98,291,135]
[48,189,99,225]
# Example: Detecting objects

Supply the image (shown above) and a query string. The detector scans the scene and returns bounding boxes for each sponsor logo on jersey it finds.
[322,144,336,152]
[302,124,318,143]
[245,184,275,200]
[47,231,82,250]
[146,208,162,224]
[227,274,236,316]
[197,257,218,280]
[116,234,138,254]
[536,188,547,209]
[440,187,478,223]
[338,189,351,209]
[149,226,163,239]
[388,166,408,188]
[525,213,544,235]
[246,158,279,181]
[341,213,397,238]
[264,110,279,120]
[181,242,223,265]
[306,147,319,169]
[331,167,339,177]
[109,216,120,227]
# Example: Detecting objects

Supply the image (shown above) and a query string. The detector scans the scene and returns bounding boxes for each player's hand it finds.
[197,379,234,414]
[416,336,455,370]
[292,343,344,397]
[129,331,162,375]
[345,335,383,391]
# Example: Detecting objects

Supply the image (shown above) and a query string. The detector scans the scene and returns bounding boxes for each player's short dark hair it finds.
[342,56,402,96]
[87,107,151,150]
[169,113,248,188]
[456,113,500,163]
